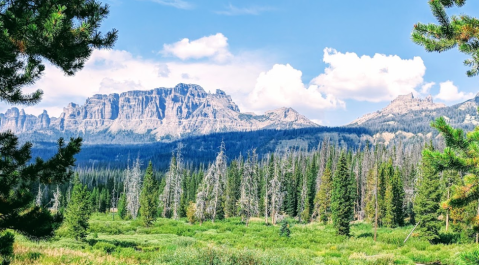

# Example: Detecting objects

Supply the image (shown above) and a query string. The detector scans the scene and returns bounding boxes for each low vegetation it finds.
[8,213,479,265]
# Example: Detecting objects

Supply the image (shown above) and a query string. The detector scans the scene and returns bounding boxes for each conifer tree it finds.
[412,0,479,77]
[383,168,405,228]
[52,185,62,213]
[125,157,142,219]
[117,193,127,220]
[64,175,92,241]
[270,158,285,225]
[315,161,333,224]
[415,143,442,243]
[225,160,241,217]
[161,145,184,219]
[331,152,354,236]
[140,162,158,227]
[240,150,259,226]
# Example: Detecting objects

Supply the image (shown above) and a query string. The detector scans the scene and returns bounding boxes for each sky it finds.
[14,0,479,126]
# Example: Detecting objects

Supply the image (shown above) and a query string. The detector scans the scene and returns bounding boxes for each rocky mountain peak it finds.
[351,93,446,125]
[0,83,318,143]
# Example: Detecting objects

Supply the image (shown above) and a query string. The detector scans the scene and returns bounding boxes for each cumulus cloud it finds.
[420,82,435,94]
[161,33,233,63]
[311,48,426,102]
[248,64,345,113]
[12,48,268,117]
[215,4,273,15]
[435,81,474,101]
[157,64,170,78]
[147,0,192,9]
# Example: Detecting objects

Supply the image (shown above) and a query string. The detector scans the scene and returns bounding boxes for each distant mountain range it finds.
[348,92,479,144]
[0,84,318,144]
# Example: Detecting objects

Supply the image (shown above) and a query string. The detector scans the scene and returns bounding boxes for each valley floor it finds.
[10,214,477,265]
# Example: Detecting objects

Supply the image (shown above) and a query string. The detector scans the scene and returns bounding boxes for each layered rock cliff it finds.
[0,84,318,143]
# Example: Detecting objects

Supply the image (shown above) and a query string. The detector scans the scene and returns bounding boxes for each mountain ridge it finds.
[0,83,319,143]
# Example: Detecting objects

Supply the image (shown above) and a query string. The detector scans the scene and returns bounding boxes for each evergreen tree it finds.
[315,161,333,224]
[0,0,118,105]
[0,132,81,263]
[412,0,479,77]
[140,162,158,227]
[64,175,92,241]
[383,168,405,228]
[331,152,354,236]
[118,193,127,220]
[415,143,442,243]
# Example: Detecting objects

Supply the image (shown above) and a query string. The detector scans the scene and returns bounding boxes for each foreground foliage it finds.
[412,0,479,77]
[7,214,479,265]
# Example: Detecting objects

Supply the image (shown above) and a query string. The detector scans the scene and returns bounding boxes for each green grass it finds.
[10,213,479,264]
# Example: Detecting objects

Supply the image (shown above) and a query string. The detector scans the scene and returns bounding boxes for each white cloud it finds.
[148,0,192,9]
[420,82,435,94]
[161,33,233,63]
[248,64,345,114]
[13,48,269,117]
[311,48,426,102]
[435,81,474,101]
[157,63,170,78]
[215,4,273,15]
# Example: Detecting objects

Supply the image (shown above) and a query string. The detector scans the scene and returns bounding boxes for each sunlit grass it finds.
[9,213,479,264]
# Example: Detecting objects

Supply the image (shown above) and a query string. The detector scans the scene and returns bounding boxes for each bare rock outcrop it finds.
[0,83,318,142]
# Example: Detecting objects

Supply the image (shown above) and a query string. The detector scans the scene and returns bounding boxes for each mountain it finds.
[351,93,446,125]
[0,84,318,144]
[348,92,479,143]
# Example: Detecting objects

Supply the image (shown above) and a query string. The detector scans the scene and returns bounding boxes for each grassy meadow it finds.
[8,213,478,265]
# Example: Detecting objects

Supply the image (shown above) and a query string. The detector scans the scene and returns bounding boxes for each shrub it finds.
[459,248,479,265]
[279,220,291,237]
[93,242,117,254]
[187,202,196,224]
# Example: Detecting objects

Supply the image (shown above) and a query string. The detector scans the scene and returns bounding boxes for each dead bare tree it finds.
[126,156,142,219]
[240,150,259,227]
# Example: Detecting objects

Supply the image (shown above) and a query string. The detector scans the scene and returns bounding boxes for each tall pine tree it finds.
[64,175,92,241]
[140,162,158,227]
[415,143,442,243]
[331,152,354,236]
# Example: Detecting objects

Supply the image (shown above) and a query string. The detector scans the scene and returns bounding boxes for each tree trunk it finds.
[445,188,450,232]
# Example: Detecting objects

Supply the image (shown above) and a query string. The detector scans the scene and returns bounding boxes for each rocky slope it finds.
[348,92,479,144]
[0,84,318,143]
[351,93,446,125]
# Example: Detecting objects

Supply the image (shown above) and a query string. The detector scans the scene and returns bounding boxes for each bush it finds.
[93,242,117,254]
[459,248,479,265]
[187,202,196,224]
[279,220,291,237]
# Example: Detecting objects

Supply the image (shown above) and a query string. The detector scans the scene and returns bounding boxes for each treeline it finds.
[30,126,372,170]
[35,136,479,242]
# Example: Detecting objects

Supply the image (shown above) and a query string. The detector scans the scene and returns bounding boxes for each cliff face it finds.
[0,83,318,142]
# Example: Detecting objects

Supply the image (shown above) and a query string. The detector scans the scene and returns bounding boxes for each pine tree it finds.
[240,150,259,226]
[383,167,405,228]
[0,132,81,264]
[125,157,142,219]
[225,159,241,218]
[412,0,479,77]
[315,161,333,224]
[161,145,184,219]
[64,175,92,241]
[331,152,354,236]
[140,162,158,227]
[196,143,227,223]
[415,143,442,243]
[118,193,127,220]
[52,185,62,213]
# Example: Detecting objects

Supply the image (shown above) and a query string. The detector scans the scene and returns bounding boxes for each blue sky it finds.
[19,0,479,126]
